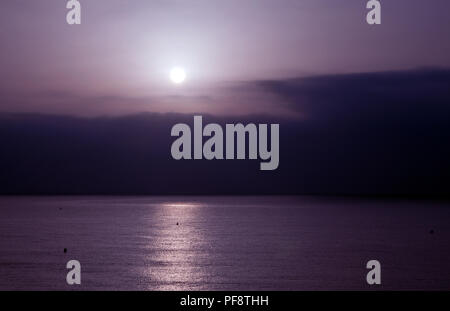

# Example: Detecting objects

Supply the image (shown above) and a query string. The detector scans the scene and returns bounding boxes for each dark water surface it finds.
[0,196,449,290]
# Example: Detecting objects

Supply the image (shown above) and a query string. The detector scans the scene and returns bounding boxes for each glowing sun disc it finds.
[170,67,186,84]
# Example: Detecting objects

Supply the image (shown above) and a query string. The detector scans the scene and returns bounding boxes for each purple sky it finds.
[0,0,449,116]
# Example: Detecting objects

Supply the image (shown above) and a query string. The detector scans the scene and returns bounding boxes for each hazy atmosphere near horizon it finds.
[1,0,450,291]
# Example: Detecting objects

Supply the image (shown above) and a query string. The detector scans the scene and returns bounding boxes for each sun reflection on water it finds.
[142,201,211,290]
[161,202,204,209]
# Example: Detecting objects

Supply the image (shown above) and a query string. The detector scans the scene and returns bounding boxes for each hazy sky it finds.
[0,1,450,196]
[0,0,449,116]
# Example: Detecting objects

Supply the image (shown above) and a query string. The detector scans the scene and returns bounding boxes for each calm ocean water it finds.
[0,196,449,290]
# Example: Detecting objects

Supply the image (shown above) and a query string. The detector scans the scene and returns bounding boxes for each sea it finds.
[0,196,449,290]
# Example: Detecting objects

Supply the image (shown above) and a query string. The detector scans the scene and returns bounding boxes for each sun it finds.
[170,67,186,84]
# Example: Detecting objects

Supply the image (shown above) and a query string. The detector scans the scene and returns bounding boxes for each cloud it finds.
[251,68,450,121]
[0,69,449,196]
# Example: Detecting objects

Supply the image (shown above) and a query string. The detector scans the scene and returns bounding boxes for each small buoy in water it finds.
[430,229,435,235]
[64,248,67,253]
